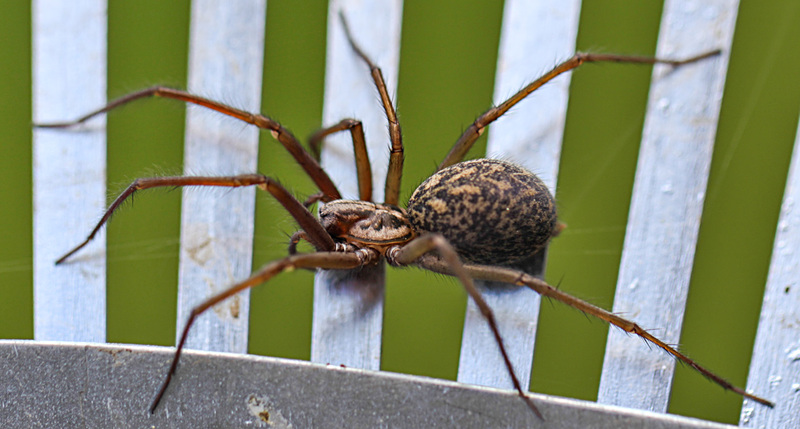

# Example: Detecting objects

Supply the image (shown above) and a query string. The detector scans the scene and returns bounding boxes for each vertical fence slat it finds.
[597,0,739,411]
[457,0,581,390]
[31,0,107,342]
[740,117,800,427]
[175,0,267,352]
[311,0,403,370]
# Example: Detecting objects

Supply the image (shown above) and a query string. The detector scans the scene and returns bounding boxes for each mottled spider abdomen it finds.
[406,159,557,265]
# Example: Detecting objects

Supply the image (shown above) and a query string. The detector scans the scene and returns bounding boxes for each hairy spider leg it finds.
[414,253,775,408]
[150,249,378,413]
[339,12,404,206]
[308,118,372,201]
[34,86,351,202]
[438,50,721,169]
[54,174,335,265]
[389,234,544,419]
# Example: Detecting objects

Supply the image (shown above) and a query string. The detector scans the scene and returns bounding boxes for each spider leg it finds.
[150,249,379,413]
[437,50,721,170]
[302,192,328,209]
[387,234,543,420]
[339,12,404,206]
[288,230,337,257]
[288,231,307,255]
[33,86,342,202]
[309,118,373,201]
[414,254,775,409]
[55,174,335,264]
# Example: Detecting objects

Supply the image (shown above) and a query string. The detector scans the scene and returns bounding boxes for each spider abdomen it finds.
[406,159,557,265]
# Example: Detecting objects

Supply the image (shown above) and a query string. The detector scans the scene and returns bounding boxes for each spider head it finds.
[319,200,416,251]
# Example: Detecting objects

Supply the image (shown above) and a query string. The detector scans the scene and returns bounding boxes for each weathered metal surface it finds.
[0,341,737,428]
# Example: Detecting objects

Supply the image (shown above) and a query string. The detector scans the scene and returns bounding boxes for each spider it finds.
[37,13,773,419]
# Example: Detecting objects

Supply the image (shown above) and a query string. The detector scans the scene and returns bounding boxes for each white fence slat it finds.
[458,0,581,390]
[311,0,403,370]
[740,116,800,427]
[31,0,107,342]
[597,0,739,411]
[176,0,267,352]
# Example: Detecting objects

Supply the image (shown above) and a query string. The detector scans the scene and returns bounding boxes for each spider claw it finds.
[520,393,544,420]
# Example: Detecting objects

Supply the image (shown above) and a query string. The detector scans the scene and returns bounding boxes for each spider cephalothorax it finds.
[319,200,415,252]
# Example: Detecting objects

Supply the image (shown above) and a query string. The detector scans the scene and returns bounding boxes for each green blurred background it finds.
[2,0,799,424]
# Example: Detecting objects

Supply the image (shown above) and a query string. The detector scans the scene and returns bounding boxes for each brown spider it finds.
[37,13,772,419]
